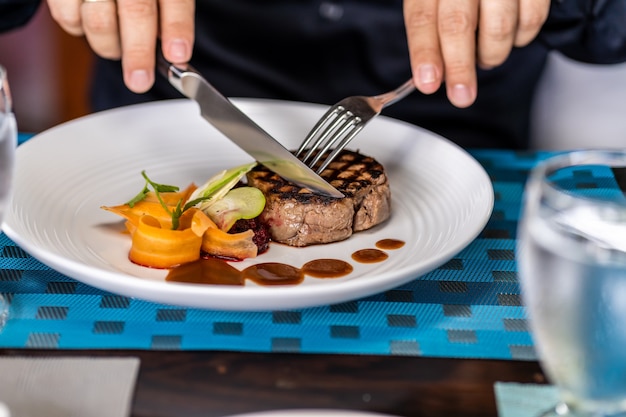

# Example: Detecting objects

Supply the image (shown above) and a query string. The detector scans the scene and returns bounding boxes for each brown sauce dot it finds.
[166,258,244,285]
[376,239,405,250]
[243,263,304,286]
[352,248,389,263]
[302,259,353,278]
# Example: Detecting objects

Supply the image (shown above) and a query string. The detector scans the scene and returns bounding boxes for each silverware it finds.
[157,55,344,199]
[296,79,416,174]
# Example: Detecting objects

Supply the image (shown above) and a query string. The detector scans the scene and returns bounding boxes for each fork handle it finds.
[375,79,416,108]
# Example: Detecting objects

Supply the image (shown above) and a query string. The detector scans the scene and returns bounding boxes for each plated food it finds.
[101,149,392,272]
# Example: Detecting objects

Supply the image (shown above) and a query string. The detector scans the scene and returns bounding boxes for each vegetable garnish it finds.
[122,164,257,230]
[129,208,213,269]
[186,162,258,212]
[101,163,267,268]
[125,171,189,230]
[206,187,266,231]
[127,171,180,207]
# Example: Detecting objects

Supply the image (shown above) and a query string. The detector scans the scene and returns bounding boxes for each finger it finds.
[514,0,550,47]
[81,0,121,59]
[117,0,158,93]
[47,0,85,36]
[404,0,443,95]
[159,0,195,64]
[438,0,479,108]
[477,0,518,69]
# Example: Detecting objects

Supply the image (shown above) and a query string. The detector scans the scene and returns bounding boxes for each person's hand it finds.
[404,0,550,108]
[47,0,195,93]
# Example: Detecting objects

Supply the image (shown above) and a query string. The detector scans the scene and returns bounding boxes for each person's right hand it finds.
[47,0,195,93]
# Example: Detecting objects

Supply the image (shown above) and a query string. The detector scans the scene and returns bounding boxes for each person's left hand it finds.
[403,0,550,108]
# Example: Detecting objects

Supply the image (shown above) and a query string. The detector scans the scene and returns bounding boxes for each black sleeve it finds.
[539,0,626,64]
[0,0,42,33]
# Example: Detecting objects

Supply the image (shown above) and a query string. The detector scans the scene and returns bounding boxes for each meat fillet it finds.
[246,149,391,247]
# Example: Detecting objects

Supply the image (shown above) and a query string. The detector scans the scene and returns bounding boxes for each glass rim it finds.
[525,149,626,212]
[523,149,626,263]
[530,149,626,182]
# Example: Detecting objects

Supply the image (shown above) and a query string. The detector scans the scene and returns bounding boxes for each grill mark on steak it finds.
[247,149,391,247]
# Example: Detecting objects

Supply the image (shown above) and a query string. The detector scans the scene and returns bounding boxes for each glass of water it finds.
[0,65,16,329]
[518,150,626,417]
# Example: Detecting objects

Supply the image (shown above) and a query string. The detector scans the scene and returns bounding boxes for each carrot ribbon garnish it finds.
[103,183,260,268]
[129,208,212,269]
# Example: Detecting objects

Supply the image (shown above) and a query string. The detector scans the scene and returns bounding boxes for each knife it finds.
[157,55,344,199]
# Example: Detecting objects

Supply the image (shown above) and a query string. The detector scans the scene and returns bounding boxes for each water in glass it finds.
[518,150,626,417]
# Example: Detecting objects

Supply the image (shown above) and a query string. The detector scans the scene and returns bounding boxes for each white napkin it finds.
[0,356,140,417]
[494,382,559,417]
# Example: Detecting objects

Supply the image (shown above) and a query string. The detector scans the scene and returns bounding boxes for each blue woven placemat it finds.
[0,138,607,359]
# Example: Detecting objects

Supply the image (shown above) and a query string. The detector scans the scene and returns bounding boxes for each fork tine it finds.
[295,106,344,157]
[301,112,359,168]
[305,112,361,168]
[299,108,349,164]
[314,124,364,174]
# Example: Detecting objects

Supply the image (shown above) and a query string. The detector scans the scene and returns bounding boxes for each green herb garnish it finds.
[126,171,180,207]
[126,171,184,229]
[127,163,260,230]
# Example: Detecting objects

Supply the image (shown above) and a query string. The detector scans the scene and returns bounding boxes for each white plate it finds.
[225,410,396,417]
[3,98,493,310]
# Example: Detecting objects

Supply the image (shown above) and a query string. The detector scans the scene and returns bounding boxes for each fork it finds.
[295,79,416,174]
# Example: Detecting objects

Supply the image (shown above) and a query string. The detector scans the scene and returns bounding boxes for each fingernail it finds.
[129,69,151,92]
[451,84,473,107]
[169,40,189,63]
[419,64,436,85]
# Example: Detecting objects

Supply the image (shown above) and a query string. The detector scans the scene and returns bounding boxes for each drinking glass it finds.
[0,65,16,330]
[517,150,626,417]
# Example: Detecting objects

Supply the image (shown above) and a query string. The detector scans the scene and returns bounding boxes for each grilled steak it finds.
[246,149,391,247]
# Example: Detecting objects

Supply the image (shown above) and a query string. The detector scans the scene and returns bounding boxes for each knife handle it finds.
[156,51,195,95]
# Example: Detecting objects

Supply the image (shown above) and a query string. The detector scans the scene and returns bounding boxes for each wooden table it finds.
[0,349,546,417]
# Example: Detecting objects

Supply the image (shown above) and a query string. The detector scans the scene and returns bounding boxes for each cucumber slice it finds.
[205,187,266,231]
[186,162,257,211]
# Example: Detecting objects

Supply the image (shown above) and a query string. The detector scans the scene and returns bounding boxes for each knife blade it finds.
[157,56,344,199]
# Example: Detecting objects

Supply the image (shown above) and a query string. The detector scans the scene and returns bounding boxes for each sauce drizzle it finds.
[166,238,405,286]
